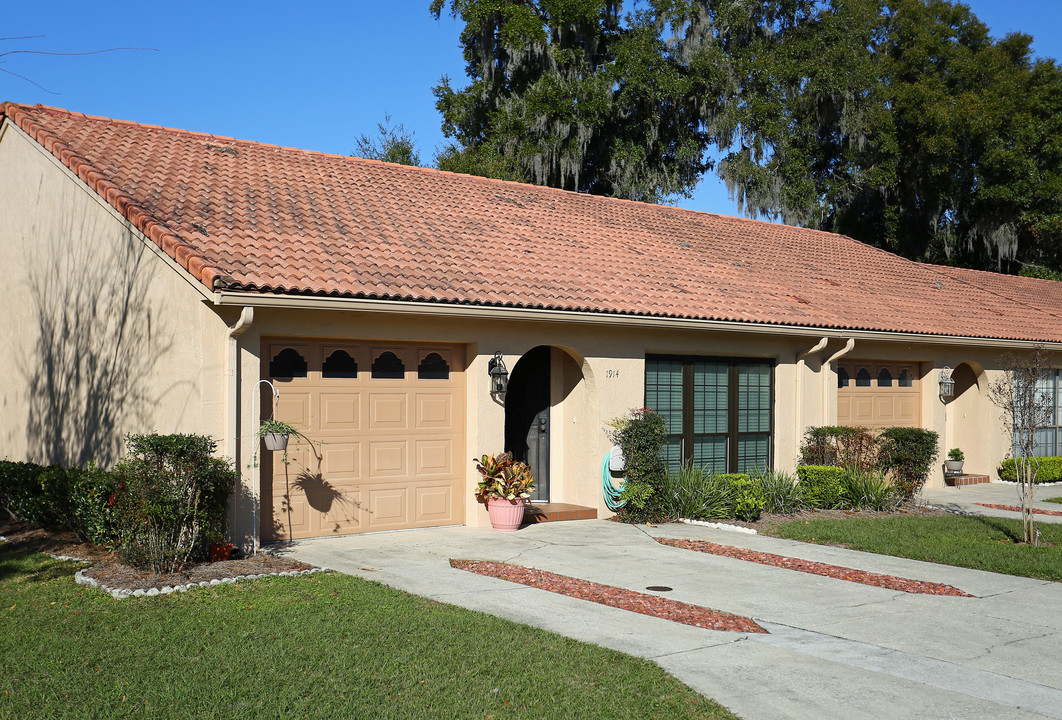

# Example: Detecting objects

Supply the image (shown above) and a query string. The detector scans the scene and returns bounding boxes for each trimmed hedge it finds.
[999,457,1062,484]
[797,465,846,509]
[0,461,118,543]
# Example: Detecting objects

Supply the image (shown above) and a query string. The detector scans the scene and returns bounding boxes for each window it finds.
[646,356,773,474]
[878,368,893,387]
[371,351,405,379]
[269,348,307,378]
[322,350,358,378]
[1015,370,1062,457]
[417,352,450,379]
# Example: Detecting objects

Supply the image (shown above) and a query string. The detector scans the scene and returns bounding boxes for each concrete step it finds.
[525,502,598,523]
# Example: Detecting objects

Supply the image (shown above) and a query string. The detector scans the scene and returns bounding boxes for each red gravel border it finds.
[656,539,974,597]
[450,559,766,633]
[976,502,1062,517]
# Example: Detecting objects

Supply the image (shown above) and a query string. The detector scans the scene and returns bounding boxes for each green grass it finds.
[0,544,736,720]
[1044,497,1062,504]
[766,514,1062,581]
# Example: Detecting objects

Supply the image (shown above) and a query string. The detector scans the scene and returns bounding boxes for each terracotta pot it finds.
[263,432,289,451]
[486,497,527,532]
[209,542,235,562]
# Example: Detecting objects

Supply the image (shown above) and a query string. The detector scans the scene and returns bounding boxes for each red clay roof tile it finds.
[4,101,1062,343]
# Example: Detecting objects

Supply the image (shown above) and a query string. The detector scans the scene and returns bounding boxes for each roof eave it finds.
[210,290,1062,349]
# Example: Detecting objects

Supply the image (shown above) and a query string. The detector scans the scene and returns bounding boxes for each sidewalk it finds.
[923,480,1062,523]
[279,515,1062,720]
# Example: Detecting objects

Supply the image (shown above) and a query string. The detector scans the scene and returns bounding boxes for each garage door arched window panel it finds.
[837,367,850,388]
[269,347,308,379]
[878,368,893,387]
[417,352,450,380]
[371,351,405,379]
[855,368,872,387]
[323,350,358,378]
[898,369,914,387]
[646,355,774,474]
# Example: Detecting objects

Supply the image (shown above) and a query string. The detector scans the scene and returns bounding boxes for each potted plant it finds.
[258,419,299,452]
[946,448,965,475]
[474,452,535,532]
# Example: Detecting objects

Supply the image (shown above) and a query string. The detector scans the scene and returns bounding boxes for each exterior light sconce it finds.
[939,366,955,400]
[489,351,509,405]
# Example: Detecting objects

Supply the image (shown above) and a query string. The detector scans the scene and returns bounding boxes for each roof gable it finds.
[4,102,1061,343]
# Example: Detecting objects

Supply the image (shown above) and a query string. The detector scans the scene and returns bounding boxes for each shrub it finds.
[757,469,805,514]
[608,409,667,523]
[797,465,846,509]
[999,457,1062,484]
[110,433,236,573]
[840,469,898,511]
[727,476,765,522]
[877,427,939,499]
[0,460,51,526]
[662,464,731,520]
[800,426,879,471]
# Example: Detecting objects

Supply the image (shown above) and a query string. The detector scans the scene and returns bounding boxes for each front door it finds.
[505,346,550,501]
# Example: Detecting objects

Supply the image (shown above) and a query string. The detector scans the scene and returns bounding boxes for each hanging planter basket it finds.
[263,432,290,452]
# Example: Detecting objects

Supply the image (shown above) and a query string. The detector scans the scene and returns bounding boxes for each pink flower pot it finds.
[486,497,527,532]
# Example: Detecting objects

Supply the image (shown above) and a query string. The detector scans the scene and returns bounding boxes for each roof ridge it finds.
[0,102,227,289]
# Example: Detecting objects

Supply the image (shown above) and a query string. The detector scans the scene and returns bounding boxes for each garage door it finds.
[836,360,920,428]
[262,339,465,540]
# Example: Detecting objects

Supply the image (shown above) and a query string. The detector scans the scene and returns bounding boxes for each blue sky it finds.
[3,1,1059,217]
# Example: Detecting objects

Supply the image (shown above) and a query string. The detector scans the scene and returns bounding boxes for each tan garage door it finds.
[836,360,920,428]
[262,339,465,540]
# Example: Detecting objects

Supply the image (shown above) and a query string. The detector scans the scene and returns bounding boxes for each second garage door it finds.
[836,360,920,428]
[262,338,466,540]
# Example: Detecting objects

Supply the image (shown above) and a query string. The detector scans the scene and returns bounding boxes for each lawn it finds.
[1044,497,1062,504]
[766,514,1062,581]
[0,544,736,720]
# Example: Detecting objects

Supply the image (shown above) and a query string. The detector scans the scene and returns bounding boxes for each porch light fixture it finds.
[939,366,955,399]
[488,351,509,404]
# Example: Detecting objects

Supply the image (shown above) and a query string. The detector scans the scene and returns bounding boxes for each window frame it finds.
[645,354,775,474]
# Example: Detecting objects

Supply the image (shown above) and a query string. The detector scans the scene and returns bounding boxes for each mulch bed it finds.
[656,538,973,597]
[976,503,1062,517]
[450,559,766,634]
[0,519,314,593]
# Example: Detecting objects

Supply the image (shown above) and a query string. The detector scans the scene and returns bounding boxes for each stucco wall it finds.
[0,121,228,468]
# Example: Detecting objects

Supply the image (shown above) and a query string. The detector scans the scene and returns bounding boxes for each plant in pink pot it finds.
[474,452,535,531]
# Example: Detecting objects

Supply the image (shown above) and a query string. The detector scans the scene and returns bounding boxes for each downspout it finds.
[227,307,254,551]
[794,338,829,462]
[822,338,856,425]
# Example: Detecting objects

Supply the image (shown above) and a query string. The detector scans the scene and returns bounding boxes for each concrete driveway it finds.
[278,488,1062,720]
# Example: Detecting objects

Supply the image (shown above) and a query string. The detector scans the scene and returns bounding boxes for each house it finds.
[2,103,1059,550]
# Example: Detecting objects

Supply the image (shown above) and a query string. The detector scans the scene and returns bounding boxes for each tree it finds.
[714,0,1062,272]
[353,114,422,166]
[989,347,1055,545]
[431,1,1062,272]
[430,0,724,203]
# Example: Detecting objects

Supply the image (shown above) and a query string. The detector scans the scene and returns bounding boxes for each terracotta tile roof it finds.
[4,102,1062,343]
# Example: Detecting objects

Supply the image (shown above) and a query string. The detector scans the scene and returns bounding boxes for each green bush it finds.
[111,433,236,573]
[662,464,731,520]
[877,427,939,499]
[840,469,898,511]
[608,409,667,523]
[800,426,878,471]
[0,461,119,544]
[756,469,805,514]
[727,476,765,522]
[797,465,846,509]
[999,457,1062,484]
[0,460,50,525]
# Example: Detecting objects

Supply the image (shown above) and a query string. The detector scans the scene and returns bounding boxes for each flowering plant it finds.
[474,452,535,502]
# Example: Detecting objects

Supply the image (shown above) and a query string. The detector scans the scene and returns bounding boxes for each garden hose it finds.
[602,452,626,510]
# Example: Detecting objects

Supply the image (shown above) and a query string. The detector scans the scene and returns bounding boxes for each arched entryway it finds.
[505,346,552,501]
[948,361,989,477]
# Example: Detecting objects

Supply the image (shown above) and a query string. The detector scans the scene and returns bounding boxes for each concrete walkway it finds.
[278,494,1062,720]
[923,480,1062,523]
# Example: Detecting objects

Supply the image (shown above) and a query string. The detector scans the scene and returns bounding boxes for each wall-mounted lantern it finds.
[488,351,509,405]
[939,366,955,399]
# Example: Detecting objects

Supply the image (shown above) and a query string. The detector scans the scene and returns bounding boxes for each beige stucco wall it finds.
[0,120,229,468]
